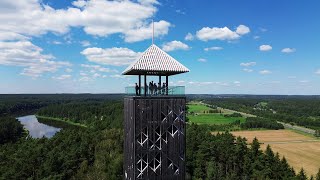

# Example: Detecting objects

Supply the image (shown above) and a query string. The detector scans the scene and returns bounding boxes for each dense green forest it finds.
[0,116,24,144]
[241,117,284,130]
[1,94,320,179]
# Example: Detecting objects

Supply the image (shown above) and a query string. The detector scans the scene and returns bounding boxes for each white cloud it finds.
[162,41,190,52]
[79,76,91,82]
[243,68,253,72]
[0,31,29,41]
[315,69,320,75]
[81,64,117,73]
[288,76,297,79]
[260,28,268,32]
[234,81,241,86]
[175,9,186,15]
[259,45,272,51]
[197,58,207,62]
[0,0,168,42]
[92,73,101,78]
[240,62,256,67]
[137,0,160,6]
[253,36,260,40]
[259,70,272,74]
[281,48,296,53]
[81,47,141,66]
[196,25,250,41]
[187,81,231,87]
[0,40,71,78]
[65,68,73,73]
[52,74,72,80]
[184,33,194,41]
[236,25,250,35]
[52,41,62,45]
[80,72,87,76]
[299,80,309,83]
[80,40,91,47]
[204,46,223,51]
[110,74,125,79]
[124,20,171,43]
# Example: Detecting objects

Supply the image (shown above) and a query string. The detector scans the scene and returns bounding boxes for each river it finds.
[17,115,61,138]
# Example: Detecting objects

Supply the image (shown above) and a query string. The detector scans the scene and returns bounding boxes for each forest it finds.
[1,94,320,179]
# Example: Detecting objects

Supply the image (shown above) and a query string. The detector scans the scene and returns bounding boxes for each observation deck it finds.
[125,86,185,96]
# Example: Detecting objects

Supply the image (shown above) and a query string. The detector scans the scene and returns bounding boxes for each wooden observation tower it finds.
[122,40,189,179]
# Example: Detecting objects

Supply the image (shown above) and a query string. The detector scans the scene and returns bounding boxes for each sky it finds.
[0,0,320,94]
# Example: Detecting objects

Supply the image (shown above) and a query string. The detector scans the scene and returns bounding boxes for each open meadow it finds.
[232,130,320,177]
[187,102,245,125]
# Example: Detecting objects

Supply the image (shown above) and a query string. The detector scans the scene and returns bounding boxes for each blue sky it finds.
[0,0,320,94]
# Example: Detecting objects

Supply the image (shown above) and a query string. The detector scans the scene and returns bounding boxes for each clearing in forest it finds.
[232,130,320,177]
[187,102,245,125]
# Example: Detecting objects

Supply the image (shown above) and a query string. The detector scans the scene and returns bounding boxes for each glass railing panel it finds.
[125,86,185,96]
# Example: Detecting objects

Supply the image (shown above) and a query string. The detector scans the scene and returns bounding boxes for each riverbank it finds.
[36,115,87,128]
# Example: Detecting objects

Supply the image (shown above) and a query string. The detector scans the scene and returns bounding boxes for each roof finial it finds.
[152,19,154,45]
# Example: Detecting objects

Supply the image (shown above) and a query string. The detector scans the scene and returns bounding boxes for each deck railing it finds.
[125,86,185,96]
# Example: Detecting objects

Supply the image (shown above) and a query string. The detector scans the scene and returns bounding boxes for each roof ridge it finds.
[122,44,189,76]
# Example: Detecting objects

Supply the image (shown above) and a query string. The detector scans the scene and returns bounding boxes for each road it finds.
[277,121,315,135]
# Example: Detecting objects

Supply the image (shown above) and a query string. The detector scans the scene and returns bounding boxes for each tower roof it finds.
[122,44,189,76]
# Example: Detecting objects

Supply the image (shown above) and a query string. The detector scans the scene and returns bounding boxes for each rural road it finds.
[277,121,316,135]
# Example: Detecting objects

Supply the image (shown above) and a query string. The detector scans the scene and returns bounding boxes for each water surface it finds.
[17,115,61,138]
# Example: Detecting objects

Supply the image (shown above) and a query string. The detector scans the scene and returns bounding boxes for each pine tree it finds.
[251,137,261,157]
[297,168,308,180]
[316,168,320,180]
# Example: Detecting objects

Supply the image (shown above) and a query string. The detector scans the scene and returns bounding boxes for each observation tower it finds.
[123,42,189,179]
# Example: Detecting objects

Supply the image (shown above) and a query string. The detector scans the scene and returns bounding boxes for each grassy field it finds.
[232,130,320,177]
[187,102,245,125]
[188,113,245,125]
[188,103,212,113]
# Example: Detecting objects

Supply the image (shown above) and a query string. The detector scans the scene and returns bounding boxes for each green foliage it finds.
[188,113,245,125]
[187,103,212,113]
[186,124,298,179]
[203,97,320,130]
[0,116,23,144]
[224,112,242,118]
[316,168,320,180]
[0,95,124,180]
[297,168,308,180]
[37,101,123,129]
[241,117,284,130]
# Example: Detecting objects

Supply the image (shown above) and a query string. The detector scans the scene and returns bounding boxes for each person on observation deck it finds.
[135,83,139,96]
[158,83,161,95]
[162,83,166,95]
[153,83,157,95]
[149,81,153,95]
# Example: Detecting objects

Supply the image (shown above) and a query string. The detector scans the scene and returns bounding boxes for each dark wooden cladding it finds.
[124,96,186,180]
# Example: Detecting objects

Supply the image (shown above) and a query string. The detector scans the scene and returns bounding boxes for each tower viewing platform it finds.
[122,44,189,97]
[123,43,189,180]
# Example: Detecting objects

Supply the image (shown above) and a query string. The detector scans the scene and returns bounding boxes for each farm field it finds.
[188,113,245,125]
[232,130,320,177]
[188,103,212,113]
[187,102,245,125]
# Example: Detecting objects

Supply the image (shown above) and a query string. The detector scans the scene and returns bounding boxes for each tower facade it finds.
[122,44,189,180]
[124,96,186,179]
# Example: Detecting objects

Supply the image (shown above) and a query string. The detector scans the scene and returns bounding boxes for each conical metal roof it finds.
[122,44,189,76]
